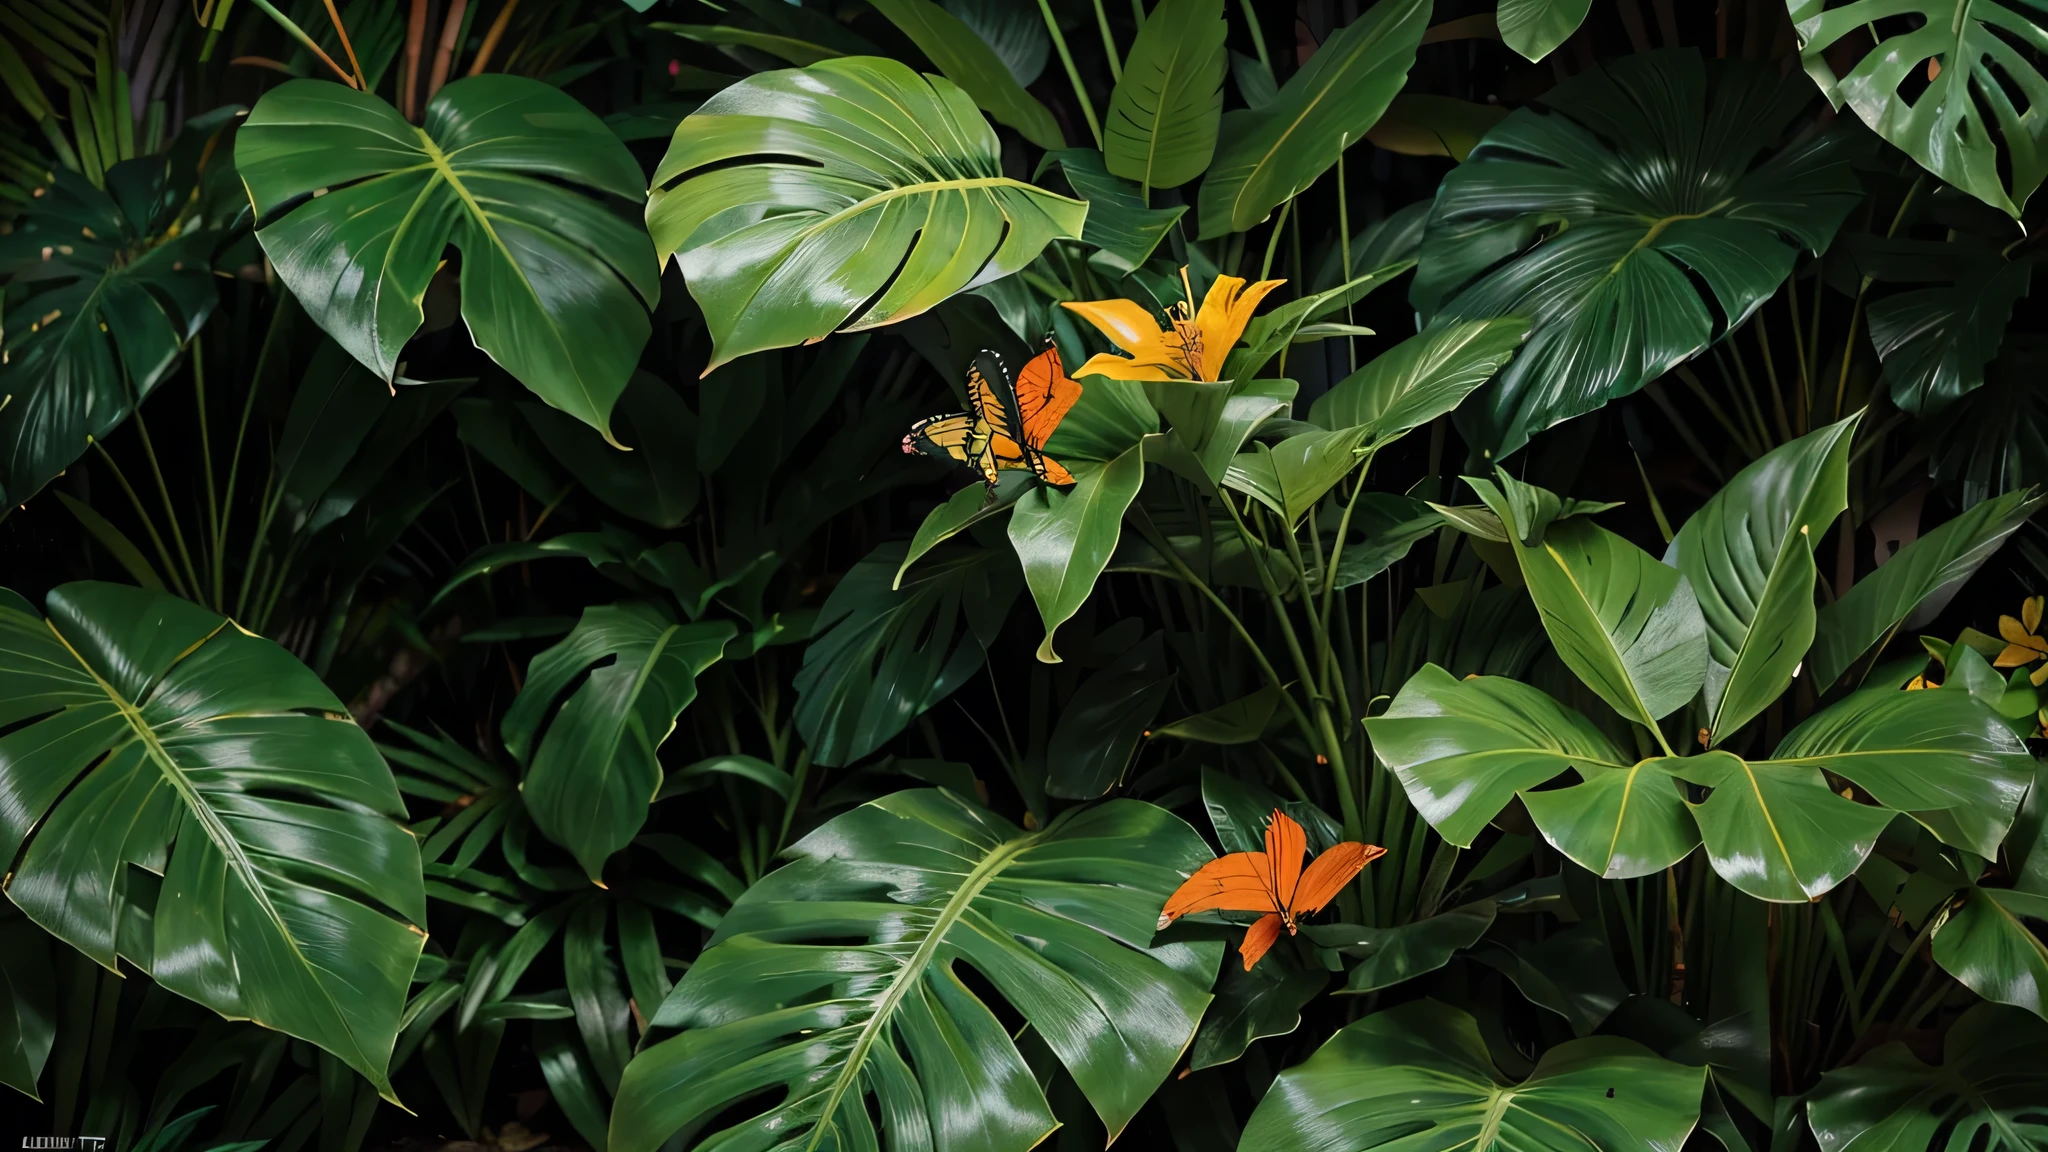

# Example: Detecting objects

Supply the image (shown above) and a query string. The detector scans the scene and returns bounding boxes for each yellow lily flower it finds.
[1061,268,1284,382]
[1995,595,2048,676]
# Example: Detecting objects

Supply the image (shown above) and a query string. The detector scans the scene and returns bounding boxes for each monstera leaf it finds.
[648,57,1087,371]
[1790,0,2048,218]
[1412,49,1863,456]
[0,583,425,1097]
[0,157,221,505]
[503,603,736,880]
[1807,1004,2048,1152]
[795,542,1021,766]
[1666,415,1857,744]
[607,790,1222,1152]
[1237,1000,1705,1151]
[236,76,660,442]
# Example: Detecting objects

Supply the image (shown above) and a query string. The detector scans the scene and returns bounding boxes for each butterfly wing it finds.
[1012,345,1082,450]
[1290,842,1388,917]
[1159,851,1278,925]
[1237,912,1285,971]
[968,355,1033,481]
[1032,454,1077,486]
[904,412,975,466]
[1263,809,1307,913]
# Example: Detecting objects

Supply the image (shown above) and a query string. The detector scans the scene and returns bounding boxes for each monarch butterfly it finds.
[902,343,1080,489]
[1158,808,1387,970]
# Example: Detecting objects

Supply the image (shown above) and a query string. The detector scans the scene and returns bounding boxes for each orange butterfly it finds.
[902,344,1080,490]
[1158,809,1387,971]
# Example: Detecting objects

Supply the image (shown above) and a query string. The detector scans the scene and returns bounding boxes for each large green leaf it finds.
[1306,318,1529,441]
[0,909,55,1099]
[1224,426,1369,527]
[0,583,424,1097]
[1772,685,2032,859]
[1042,150,1187,274]
[1520,756,1700,882]
[1498,0,1593,61]
[1368,665,1630,849]
[1809,487,2044,685]
[1807,1004,2048,1152]
[1666,415,1858,744]
[1413,50,1864,457]
[1237,999,1705,1151]
[1310,902,1498,994]
[943,0,1048,86]
[1471,475,1709,729]
[502,603,735,881]
[795,542,1021,766]
[649,57,1087,371]
[1667,749,1894,903]
[1934,885,2048,1020]
[608,790,1222,1152]
[0,163,217,505]
[1790,0,2048,217]
[866,0,1064,149]
[1870,257,2034,415]
[1196,0,1428,237]
[1105,0,1228,192]
[1011,444,1146,662]
[237,77,659,442]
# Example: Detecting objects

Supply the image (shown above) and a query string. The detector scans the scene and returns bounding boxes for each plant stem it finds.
[89,438,189,600]
[130,409,204,600]
[191,335,224,608]
[1091,0,1121,80]
[1260,198,1292,280]
[1036,0,1103,147]
[243,0,358,86]
[1238,0,1270,74]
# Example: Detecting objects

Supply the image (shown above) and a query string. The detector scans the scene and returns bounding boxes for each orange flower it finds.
[1060,268,1284,382]
[1158,809,1385,970]
[1995,596,2048,682]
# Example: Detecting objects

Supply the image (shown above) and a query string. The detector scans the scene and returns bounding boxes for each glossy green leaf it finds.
[795,541,1021,766]
[1791,0,2048,217]
[896,473,1031,587]
[1364,93,1511,161]
[1011,445,1146,662]
[0,164,217,505]
[1307,317,1528,440]
[1498,0,1593,61]
[649,57,1087,371]
[1471,475,1709,728]
[867,0,1065,149]
[1666,415,1858,744]
[1042,150,1187,274]
[1105,0,1227,191]
[658,754,795,802]
[237,77,659,442]
[1807,1003,2048,1152]
[1871,260,2034,414]
[1934,885,2048,1020]
[1414,50,1864,456]
[1667,750,1894,903]
[651,22,845,65]
[503,603,735,880]
[1810,487,2044,685]
[1188,951,1327,1070]
[1200,767,1343,855]
[1310,901,1497,994]
[1196,0,1428,237]
[1225,426,1369,526]
[1521,756,1700,881]
[943,0,1048,86]
[1045,633,1173,798]
[0,582,425,1098]
[1367,665,1630,849]
[609,790,1222,1152]
[1237,999,1705,1151]
[1328,494,1442,590]
[1773,685,2031,859]
[1151,684,1284,744]
[1471,928,1631,1035]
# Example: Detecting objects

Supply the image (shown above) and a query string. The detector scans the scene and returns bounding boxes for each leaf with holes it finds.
[1413,49,1864,457]
[648,57,1087,371]
[0,582,424,1098]
[236,76,660,443]
[1791,0,2048,217]
[1807,1003,2048,1151]
[608,789,1222,1152]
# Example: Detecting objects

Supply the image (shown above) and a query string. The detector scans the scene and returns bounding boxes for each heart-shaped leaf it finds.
[236,76,660,442]
[648,57,1087,371]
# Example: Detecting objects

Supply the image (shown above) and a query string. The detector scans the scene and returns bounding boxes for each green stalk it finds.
[1091,0,1122,81]
[191,335,224,609]
[241,0,359,86]
[1237,0,1270,74]
[89,438,189,600]
[130,409,205,601]
[1855,911,1942,1036]
[1259,199,1292,280]
[1036,0,1103,147]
